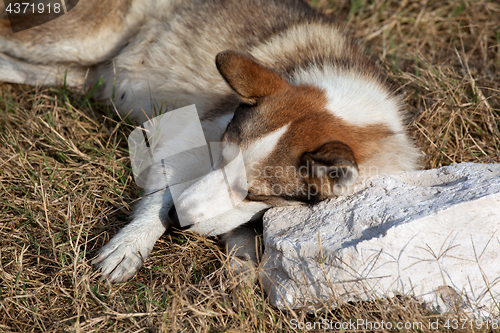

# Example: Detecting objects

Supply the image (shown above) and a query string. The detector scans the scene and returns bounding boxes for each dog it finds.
[0,0,420,282]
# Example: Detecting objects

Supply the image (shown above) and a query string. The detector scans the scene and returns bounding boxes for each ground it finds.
[0,0,499,332]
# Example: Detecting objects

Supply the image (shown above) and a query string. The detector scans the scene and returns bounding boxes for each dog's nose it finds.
[168,206,191,230]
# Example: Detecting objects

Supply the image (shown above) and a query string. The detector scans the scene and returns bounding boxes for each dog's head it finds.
[171,51,393,235]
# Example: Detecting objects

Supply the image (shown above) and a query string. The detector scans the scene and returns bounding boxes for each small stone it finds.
[261,163,500,316]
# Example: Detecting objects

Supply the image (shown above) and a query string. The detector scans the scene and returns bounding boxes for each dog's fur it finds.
[0,0,420,282]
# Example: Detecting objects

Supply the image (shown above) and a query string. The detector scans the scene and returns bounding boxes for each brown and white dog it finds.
[0,0,420,282]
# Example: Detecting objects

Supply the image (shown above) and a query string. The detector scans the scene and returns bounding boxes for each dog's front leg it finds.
[93,189,172,282]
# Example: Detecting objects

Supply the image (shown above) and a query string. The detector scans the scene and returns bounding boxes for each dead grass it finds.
[0,0,499,332]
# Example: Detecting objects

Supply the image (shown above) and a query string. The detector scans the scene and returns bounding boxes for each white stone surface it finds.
[261,163,500,315]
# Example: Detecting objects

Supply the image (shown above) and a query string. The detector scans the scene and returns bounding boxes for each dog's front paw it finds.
[92,231,153,282]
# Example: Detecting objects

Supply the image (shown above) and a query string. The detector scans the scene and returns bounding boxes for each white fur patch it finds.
[242,123,290,163]
[292,66,403,133]
[187,200,270,236]
[171,125,290,233]
[173,166,270,235]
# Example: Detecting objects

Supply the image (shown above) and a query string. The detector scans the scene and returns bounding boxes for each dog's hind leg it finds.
[0,0,147,66]
[0,52,88,88]
[0,0,187,89]
[0,0,145,89]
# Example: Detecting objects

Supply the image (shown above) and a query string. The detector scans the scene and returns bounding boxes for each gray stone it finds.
[261,163,500,316]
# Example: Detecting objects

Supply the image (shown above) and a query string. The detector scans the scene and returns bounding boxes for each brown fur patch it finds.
[251,83,393,164]
[281,88,390,161]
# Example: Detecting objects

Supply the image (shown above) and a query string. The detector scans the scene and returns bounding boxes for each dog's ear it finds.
[215,51,288,104]
[301,141,359,197]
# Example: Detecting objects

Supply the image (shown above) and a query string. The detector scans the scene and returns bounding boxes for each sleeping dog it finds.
[0,0,420,281]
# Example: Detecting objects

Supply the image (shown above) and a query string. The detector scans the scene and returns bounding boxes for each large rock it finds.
[261,163,500,315]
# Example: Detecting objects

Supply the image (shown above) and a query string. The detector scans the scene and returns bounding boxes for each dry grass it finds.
[1,0,499,332]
